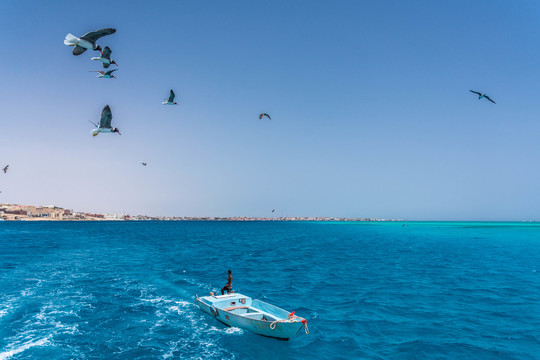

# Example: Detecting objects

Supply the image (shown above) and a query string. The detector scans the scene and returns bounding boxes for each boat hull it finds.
[195,294,305,340]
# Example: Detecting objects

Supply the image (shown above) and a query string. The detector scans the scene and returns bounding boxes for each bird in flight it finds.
[140,162,147,166]
[2,165,8,173]
[162,90,178,105]
[259,113,271,120]
[469,90,496,104]
[91,46,118,68]
[64,28,116,56]
[272,209,276,213]
[90,105,121,137]
[90,69,118,79]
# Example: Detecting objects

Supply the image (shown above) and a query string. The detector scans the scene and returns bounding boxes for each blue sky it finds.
[1,0,540,220]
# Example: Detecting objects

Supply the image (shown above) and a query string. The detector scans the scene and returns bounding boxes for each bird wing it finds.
[168,90,176,103]
[73,45,87,55]
[264,113,271,120]
[99,105,113,128]
[259,114,263,119]
[80,28,116,43]
[101,46,112,58]
[469,90,482,96]
[105,69,118,76]
[485,96,496,104]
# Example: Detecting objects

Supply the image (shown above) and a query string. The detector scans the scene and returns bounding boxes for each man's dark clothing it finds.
[221,273,233,295]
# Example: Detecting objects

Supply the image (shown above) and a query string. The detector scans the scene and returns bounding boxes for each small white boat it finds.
[195,292,309,340]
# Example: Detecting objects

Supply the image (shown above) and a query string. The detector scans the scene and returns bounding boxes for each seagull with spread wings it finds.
[91,46,118,68]
[2,165,8,174]
[90,105,121,137]
[469,90,496,104]
[259,113,271,120]
[90,69,118,79]
[162,90,178,105]
[64,28,116,56]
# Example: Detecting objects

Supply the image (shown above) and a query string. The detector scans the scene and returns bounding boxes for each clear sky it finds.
[1,0,540,220]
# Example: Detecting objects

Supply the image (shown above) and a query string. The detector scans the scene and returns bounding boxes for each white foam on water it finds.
[209,325,243,335]
[168,300,192,315]
[224,327,244,335]
[162,340,180,359]
[168,305,183,314]
[32,312,80,336]
[0,337,50,360]
[19,278,45,298]
[140,296,174,305]
[0,297,16,319]
[20,288,34,297]
[148,311,166,334]
[168,306,237,359]
[5,299,82,354]
[136,292,237,359]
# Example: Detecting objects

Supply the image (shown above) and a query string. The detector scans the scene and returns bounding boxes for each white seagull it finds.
[90,105,121,137]
[90,69,118,79]
[91,46,117,68]
[162,90,178,105]
[64,28,116,56]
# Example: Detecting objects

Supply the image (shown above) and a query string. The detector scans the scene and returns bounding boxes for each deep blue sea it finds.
[0,221,539,359]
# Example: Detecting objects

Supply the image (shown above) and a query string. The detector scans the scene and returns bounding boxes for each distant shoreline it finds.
[2,218,540,223]
[1,203,401,222]
[2,217,400,222]
[2,203,539,222]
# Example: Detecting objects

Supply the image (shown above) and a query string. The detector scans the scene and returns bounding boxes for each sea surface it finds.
[0,221,539,359]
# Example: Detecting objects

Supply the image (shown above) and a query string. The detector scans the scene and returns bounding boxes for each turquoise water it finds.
[0,221,539,359]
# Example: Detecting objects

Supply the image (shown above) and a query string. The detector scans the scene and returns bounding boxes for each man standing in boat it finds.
[221,270,233,295]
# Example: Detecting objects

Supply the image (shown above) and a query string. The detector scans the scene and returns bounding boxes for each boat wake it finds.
[0,337,51,360]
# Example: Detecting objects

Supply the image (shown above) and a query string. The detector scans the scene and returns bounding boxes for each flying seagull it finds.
[272,209,276,213]
[259,113,271,120]
[2,165,8,173]
[162,90,178,105]
[469,90,496,104]
[90,105,121,137]
[64,28,116,56]
[91,46,117,68]
[140,162,147,166]
[90,69,118,79]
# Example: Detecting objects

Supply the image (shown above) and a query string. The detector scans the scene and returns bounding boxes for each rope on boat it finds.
[302,319,309,334]
[270,311,309,334]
